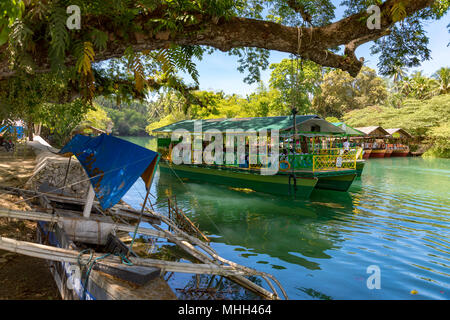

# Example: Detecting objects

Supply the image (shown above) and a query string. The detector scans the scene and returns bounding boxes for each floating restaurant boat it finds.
[0,134,287,300]
[386,129,412,157]
[354,126,391,159]
[153,116,361,198]
[352,126,413,159]
[385,145,394,158]
[362,149,372,159]
[370,148,387,158]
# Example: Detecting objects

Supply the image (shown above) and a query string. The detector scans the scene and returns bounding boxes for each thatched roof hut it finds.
[354,126,390,137]
[385,128,412,139]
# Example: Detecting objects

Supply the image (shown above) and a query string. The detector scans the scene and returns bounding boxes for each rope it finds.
[77,249,132,300]
[163,161,228,239]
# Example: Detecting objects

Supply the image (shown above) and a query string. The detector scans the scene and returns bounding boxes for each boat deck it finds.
[165,162,357,177]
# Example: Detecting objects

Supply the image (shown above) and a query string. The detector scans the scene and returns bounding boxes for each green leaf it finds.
[0,26,9,46]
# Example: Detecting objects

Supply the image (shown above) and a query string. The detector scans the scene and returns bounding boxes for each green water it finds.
[120,136,450,300]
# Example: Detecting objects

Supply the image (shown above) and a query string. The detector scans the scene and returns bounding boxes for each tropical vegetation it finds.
[0,1,448,156]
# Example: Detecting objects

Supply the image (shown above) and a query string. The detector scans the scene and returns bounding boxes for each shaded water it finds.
[120,136,450,300]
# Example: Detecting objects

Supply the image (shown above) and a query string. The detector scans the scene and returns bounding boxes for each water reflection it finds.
[123,137,450,299]
[155,172,361,271]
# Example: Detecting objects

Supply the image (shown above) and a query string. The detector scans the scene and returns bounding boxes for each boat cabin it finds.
[152,116,361,197]
[385,128,412,157]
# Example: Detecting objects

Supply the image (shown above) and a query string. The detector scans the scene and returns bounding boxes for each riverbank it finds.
[0,144,60,299]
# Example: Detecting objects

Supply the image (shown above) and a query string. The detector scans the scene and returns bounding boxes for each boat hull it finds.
[385,150,393,158]
[356,160,366,177]
[391,150,409,157]
[36,221,175,300]
[159,162,318,198]
[370,150,386,158]
[314,171,357,192]
[362,150,372,159]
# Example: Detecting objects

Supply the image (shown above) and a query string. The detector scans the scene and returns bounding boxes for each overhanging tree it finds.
[0,0,447,110]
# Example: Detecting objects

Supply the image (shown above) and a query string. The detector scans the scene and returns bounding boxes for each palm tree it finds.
[392,64,407,84]
[409,71,438,100]
[432,67,450,95]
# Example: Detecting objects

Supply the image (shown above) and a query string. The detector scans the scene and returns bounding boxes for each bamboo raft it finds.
[0,185,288,300]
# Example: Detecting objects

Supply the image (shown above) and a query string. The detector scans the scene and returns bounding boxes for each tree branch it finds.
[0,0,435,80]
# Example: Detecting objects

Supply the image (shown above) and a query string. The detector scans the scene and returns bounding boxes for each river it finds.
[119,136,450,300]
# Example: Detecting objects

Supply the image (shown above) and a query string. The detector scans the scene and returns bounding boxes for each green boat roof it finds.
[332,122,365,136]
[153,115,345,135]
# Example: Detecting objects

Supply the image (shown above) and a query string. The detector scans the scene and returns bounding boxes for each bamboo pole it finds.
[83,184,95,218]
[0,236,248,276]
[0,208,168,240]
[0,207,286,299]
[145,207,288,300]
[0,186,287,299]
[0,186,161,223]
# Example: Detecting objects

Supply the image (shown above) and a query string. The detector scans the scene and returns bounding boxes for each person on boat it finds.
[343,139,350,154]
[238,152,249,168]
[300,136,309,154]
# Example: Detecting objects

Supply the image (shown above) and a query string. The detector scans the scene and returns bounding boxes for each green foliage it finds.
[0,71,72,123]
[325,116,340,123]
[423,123,450,158]
[432,67,450,95]
[312,67,387,118]
[89,28,108,52]
[0,0,25,45]
[145,84,287,133]
[406,71,438,100]
[371,16,432,77]
[1,0,448,151]
[233,47,270,84]
[243,83,285,117]
[343,94,450,158]
[82,104,113,131]
[36,99,93,147]
[95,96,149,136]
[266,0,336,27]
[269,58,323,114]
[48,5,69,70]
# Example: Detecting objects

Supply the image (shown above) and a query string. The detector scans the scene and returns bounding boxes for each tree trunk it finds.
[27,119,34,141]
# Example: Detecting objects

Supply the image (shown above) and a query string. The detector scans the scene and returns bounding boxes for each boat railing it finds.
[160,145,358,173]
[308,147,363,159]
[393,144,409,151]
[285,153,357,172]
[312,154,357,171]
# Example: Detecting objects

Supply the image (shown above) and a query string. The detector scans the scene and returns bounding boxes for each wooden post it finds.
[83,184,95,218]
[60,156,72,195]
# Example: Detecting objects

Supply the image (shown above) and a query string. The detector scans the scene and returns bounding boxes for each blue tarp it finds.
[0,125,25,139]
[59,134,160,210]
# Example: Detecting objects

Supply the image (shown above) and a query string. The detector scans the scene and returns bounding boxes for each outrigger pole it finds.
[127,185,151,257]
[290,107,298,197]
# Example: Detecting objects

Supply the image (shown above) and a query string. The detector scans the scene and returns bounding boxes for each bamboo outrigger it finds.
[0,135,288,300]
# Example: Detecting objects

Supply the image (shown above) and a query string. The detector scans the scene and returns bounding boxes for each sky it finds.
[180,4,450,97]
